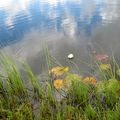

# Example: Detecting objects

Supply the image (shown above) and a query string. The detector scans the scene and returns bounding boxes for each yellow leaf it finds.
[50,66,69,76]
[53,79,64,89]
[99,64,111,70]
[83,76,97,85]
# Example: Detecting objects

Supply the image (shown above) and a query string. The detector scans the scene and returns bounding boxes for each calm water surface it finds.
[0,0,120,74]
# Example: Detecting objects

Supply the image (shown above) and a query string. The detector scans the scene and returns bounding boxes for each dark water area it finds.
[0,0,120,75]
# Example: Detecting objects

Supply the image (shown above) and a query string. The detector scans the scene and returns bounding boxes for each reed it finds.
[0,52,120,120]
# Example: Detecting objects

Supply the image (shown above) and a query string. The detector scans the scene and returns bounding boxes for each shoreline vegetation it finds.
[0,51,120,120]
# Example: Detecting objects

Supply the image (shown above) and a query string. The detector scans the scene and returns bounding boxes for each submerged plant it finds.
[95,53,109,62]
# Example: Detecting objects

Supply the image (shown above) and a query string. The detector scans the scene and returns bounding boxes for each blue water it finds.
[0,0,120,74]
[1,0,119,47]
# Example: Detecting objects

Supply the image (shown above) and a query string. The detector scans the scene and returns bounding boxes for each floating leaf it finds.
[99,64,111,70]
[53,79,64,89]
[83,76,97,85]
[50,66,69,76]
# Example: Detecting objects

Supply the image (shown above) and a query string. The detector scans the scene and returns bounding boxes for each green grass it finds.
[0,52,120,120]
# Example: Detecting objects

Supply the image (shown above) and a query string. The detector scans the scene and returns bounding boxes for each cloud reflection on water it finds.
[0,0,119,47]
[0,0,120,75]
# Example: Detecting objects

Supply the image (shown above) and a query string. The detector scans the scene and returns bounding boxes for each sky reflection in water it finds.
[0,0,120,47]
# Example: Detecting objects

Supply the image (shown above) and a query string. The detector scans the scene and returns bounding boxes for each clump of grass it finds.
[0,52,120,120]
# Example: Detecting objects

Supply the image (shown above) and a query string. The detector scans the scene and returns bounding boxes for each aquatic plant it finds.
[0,52,120,120]
[99,64,111,71]
[95,53,109,62]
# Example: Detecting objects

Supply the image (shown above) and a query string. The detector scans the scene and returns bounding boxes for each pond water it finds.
[0,0,120,75]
